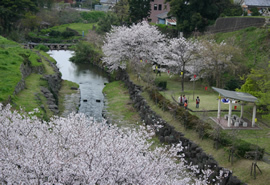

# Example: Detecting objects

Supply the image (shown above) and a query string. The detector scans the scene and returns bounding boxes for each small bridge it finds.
[23,42,75,50]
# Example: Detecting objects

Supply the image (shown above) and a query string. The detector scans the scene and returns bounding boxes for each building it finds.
[149,0,170,23]
[156,12,176,26]
[242,0,270,15]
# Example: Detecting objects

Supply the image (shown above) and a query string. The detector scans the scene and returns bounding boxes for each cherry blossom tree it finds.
[102,21,166,73]
[165,37,200,92]
[0,103,214,184]
[198,39,239,88]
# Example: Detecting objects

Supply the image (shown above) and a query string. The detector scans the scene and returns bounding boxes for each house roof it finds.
[100,0,117,4]
[166,18,176,25]
[157,12,168,19]
[212,87,258,103]
[244,0,270,7]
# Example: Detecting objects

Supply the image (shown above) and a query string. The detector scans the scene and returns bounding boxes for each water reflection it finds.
[47,50,109,121]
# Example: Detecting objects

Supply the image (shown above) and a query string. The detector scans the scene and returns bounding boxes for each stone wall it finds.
[12,52,62,115]
[207,17,265,33]
[14,60,44,95]
[39,54,62,114]
[115,71,245,185]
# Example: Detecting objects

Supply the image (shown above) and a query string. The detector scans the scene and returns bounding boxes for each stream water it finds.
[48,50,109,121]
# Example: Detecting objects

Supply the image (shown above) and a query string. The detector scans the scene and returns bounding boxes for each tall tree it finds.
[0,0,38,33]
[239,61,270,114]
[102,21,166,72]
[0,103,215,184]
[113,0,129,25]
[128,0,151,23]
[198,39,239,88]
[167,0,231,33]
[165,37,199,92]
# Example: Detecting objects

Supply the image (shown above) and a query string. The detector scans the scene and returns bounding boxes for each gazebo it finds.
[212,87,258,127]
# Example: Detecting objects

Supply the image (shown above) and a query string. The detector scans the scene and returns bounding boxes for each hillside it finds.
[212,26,270,69]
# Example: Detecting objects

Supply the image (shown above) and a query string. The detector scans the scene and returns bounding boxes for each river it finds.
[47,50,109,121]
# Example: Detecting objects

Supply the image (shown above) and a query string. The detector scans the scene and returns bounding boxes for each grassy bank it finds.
[103,81,141,127]
[0,36,79,119]
[212,26,270,69]
[58,80,80,115]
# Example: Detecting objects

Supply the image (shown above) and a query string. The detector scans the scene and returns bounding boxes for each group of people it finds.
[178,95,200,110]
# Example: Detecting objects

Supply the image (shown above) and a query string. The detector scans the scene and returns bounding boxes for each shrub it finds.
[61,31,75,38]
[156,81,167,90]
[70,41,102,64]
[49,30,61,37]
[34,44,49,52]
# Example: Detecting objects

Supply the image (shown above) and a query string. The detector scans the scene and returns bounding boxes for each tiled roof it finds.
[157,12,168,19]
[244,0,270,7]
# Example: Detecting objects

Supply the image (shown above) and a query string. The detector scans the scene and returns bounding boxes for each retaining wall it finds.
[207,17,265,33]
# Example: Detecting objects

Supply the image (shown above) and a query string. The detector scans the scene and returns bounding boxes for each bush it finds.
[61,31,75,38]
[250,7,261,16]
[156,81,167,90]
[70,41,102,64]
[34,44,49,52]
[49,30,61,37]
[96,13,120,34]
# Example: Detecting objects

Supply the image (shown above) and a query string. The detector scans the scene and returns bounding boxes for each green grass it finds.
[12,73,53,118]
[103,81,141,127]
[0,36,44,102]
[58,80,79,115]
[212,27,270,68]
[49,23,94,34]
[28,23,97,43]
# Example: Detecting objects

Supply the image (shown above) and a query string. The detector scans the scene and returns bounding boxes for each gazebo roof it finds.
[212,87,258,103]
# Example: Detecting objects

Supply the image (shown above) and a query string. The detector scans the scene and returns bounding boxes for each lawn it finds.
[47,23,95,36]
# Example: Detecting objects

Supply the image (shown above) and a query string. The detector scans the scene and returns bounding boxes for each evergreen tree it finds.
[0,0,38,33]
[167,0,231,33]
[128,0,151,23]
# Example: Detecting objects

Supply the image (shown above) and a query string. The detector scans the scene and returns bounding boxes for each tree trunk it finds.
[181,62,185,92]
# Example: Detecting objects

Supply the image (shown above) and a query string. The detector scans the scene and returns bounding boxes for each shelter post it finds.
[218,94,221,119]
[240,104,244,118]
[228,99,232,127]
[252,104,256,127]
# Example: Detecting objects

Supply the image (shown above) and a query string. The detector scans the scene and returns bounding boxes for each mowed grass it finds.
[42,23,95,38]
[103,81,141,127]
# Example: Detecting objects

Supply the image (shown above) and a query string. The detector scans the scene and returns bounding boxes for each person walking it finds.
[196,96,200,108]
[182,95,187,103]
